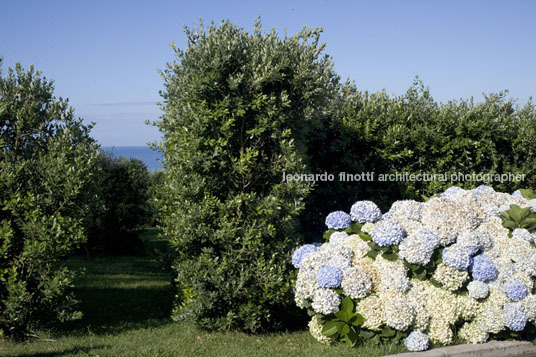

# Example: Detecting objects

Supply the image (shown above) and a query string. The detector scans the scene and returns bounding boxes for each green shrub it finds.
[304,79,536,237]
[154,20,338,332]
[0,61,99,338]
[147,169,165,226]
[83,153,151,255]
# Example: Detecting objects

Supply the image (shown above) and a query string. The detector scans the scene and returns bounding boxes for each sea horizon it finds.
[103,145,163,172]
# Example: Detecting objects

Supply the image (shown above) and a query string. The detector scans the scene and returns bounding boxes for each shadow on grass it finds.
[56,285,174,335]
[49,248,174,336]
[13,345,108,357]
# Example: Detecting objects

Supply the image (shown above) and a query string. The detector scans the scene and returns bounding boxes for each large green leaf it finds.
[351,313,365,327]
[322,321,344,337]
[520,189,536,200]
[340,296,354,314]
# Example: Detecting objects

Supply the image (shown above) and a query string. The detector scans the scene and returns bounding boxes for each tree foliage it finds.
[155,20,338,331]
[83,153,151,255]
[0,61,99,337]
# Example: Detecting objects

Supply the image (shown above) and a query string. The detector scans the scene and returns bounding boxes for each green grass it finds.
[0,229,406,357]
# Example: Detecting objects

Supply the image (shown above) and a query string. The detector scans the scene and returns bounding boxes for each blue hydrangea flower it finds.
[470,254,497,281]
[456,231,482,256]
[471,185,494,196]
[467,280,489,299]
[370,219,406,247]
[325,211,352,230]
[381,211,393,220]
[350,200,382,223]
[529,199,536,213]
[404,331,429,352]
[291,244,319,269]
[503,303,527,331]
[442,244,472,270]
[512,189,523,198]
[440,186,464,198]
[502,279,528,301]
[416,228,441,250]
[317,265,343,288]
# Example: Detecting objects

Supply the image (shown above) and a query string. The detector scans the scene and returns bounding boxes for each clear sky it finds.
[1,0,535,146]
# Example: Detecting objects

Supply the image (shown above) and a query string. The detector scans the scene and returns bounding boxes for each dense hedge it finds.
[303,80,536,237]
[0,61,99,337]
[83,153,151,255]
[155,20,338,331]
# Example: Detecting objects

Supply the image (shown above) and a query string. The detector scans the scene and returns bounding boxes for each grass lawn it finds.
[0,229,407,357]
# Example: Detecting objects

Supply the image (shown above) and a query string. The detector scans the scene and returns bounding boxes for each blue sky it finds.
[1,0,535,146]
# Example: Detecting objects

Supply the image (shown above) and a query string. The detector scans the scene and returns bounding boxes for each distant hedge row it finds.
[155,20,536,333]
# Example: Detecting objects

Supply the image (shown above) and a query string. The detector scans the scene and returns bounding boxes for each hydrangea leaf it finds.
[520,189,536,200]
[322,320,344,337]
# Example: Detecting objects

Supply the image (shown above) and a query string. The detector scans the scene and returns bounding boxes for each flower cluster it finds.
[292,186,536,352]
[317,266,343,288]
[404,330,429,351]
[350,200,382,223]
[370,219,406,247]
[325,211,352,230]
[292,244,319,268]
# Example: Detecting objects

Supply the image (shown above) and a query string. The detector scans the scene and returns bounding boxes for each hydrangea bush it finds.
[291,186,536,351]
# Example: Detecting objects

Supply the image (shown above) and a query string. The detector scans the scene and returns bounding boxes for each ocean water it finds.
[103,146,163,171]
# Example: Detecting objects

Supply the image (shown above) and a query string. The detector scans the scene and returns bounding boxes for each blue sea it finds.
[103,146,163,172]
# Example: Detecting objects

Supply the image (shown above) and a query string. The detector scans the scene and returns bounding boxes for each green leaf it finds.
[340,324,350,336]
[359,330,375,339]
[345,327,358,347]
[372,334,381,345]
[322,321,343,337]
[323,229,336,241]
[351,313,365,326]
[520,189,536,200]
[381,326,396,337]
[335,310,351,322]
[366,249,379,260]
[358,232,371,241]
[382,252,398,261]
[430,277,442,288]
[345,223,362,234]
[340,296,354,315]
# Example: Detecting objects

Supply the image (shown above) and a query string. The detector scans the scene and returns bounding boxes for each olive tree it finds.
[154,20,338,331]
[0,60,99,337]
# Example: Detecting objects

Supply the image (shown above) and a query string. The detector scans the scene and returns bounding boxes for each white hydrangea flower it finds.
[513,228,534,243]
[427,319,453,345]
[407,280,431,330]
[457,293,482,320]
[311,288,340,315]
[308,316,332,345]
[421,197,483,246]
[373,255,410,292]
[343,234,371,258]
[388,200,424,222]
[382,292,415,331]
[329,231,349,244]
[458,321,489,344]
[467,281,489,299]
[361,222,374,234]
[294,269,319,307]
[341,267,372,299]
[357,294,384,331]
[521,295,536,322]
[433,263,469,291]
